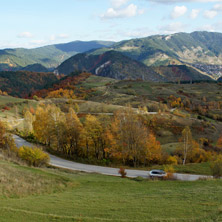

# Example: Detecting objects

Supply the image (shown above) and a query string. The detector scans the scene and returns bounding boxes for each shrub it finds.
[164,165,175,180]
[18,146,50,167]
[118,167,127,178]
[166,156,178,165]
[211,155,222,178]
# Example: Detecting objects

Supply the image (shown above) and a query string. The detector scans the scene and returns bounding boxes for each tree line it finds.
[21,104,222,167]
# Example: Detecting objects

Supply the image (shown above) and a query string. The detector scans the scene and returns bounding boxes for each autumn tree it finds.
[83,115,108,160]
[47,105,66,152]
[0,121,6,149]
[211,155,222,178]
[110,108,162,167]
[0,121,15,151]
[145,133,162,165]
[217,135,222,149]
[23,110,34,136]
[33,105,54,146]
[65,108,83,157]
[47,88,76,99]
[181,126,192,165]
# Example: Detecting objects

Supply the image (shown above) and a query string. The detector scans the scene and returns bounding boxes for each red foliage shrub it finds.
[118,167,127,178]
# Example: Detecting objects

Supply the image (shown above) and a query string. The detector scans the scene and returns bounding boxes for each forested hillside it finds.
[0,71,58,97]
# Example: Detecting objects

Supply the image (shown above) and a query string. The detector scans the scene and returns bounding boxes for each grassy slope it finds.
[0,95,37,118]
[0,160,222,222]
[0,160,74,199]
[86,80,222,143]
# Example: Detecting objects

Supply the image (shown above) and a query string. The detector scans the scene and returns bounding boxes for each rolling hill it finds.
[20,63,49,72]
[153,65,212,82]
[0,41,114,71]
[56,51,166,82]
[90,31,222,78]
[0,71,58,97]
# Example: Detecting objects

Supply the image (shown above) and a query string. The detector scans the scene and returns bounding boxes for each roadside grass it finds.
[0,159,221,221]
[0,160,75,198]
[116,162,212,176]
[146,162,212,176]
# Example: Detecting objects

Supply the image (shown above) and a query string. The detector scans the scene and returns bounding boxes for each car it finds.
[149,170,167,179]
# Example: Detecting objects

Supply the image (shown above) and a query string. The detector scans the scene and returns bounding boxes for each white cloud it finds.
[17,32,33,38]
[119,28,155,38]
[190,9,200,19]
[58,34,69,39]
[50,34,69,41]
[30,40,46,46]
[171,5,187,19]
[213,3,222,10]
[159,22,187,33]
[101,3,144,19]
[196,24,215,31]
[111,0,129,8]
[149,0,222,4]
[204,10,218,18]
[50,35,56,41]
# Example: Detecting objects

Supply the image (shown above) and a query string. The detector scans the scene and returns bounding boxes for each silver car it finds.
[149,170,167,179]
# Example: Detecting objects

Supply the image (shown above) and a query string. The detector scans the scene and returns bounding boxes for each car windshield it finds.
[152,170,165,174]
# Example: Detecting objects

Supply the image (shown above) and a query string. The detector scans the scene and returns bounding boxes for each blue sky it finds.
[0,0,222,49]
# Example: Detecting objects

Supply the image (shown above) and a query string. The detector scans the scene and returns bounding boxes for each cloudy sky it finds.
[1,0,222,48]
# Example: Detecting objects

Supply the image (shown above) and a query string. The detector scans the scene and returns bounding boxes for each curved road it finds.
[13,135,212,181]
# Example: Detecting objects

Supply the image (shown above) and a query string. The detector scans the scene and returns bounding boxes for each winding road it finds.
[13,135,212,181]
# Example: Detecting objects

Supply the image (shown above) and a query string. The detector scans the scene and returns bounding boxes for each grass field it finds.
[0,95,37,119]
[0,159,222,222]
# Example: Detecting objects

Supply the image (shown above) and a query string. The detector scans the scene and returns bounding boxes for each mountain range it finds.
[89,31,222,79]
[56,50,213,82]
[0,41,114,71]
[104,31,222,66]
[1,31,222,80]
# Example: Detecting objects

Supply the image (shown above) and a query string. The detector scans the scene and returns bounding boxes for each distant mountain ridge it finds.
[89,31,222,78]
[1,31,222,79]
[56,51,166,82]
[56,50,212,82]
[0,41,114,71]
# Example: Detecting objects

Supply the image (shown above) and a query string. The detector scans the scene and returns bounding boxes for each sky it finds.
[1,0,222,49]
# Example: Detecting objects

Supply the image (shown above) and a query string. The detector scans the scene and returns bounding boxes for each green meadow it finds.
[0,159,221,222]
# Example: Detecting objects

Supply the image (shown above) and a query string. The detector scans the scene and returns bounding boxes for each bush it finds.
[166,156,178,165]
[211,155,222,178]
[164,165,175,180]
[18,146,49,167]
[118,167,127,178]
